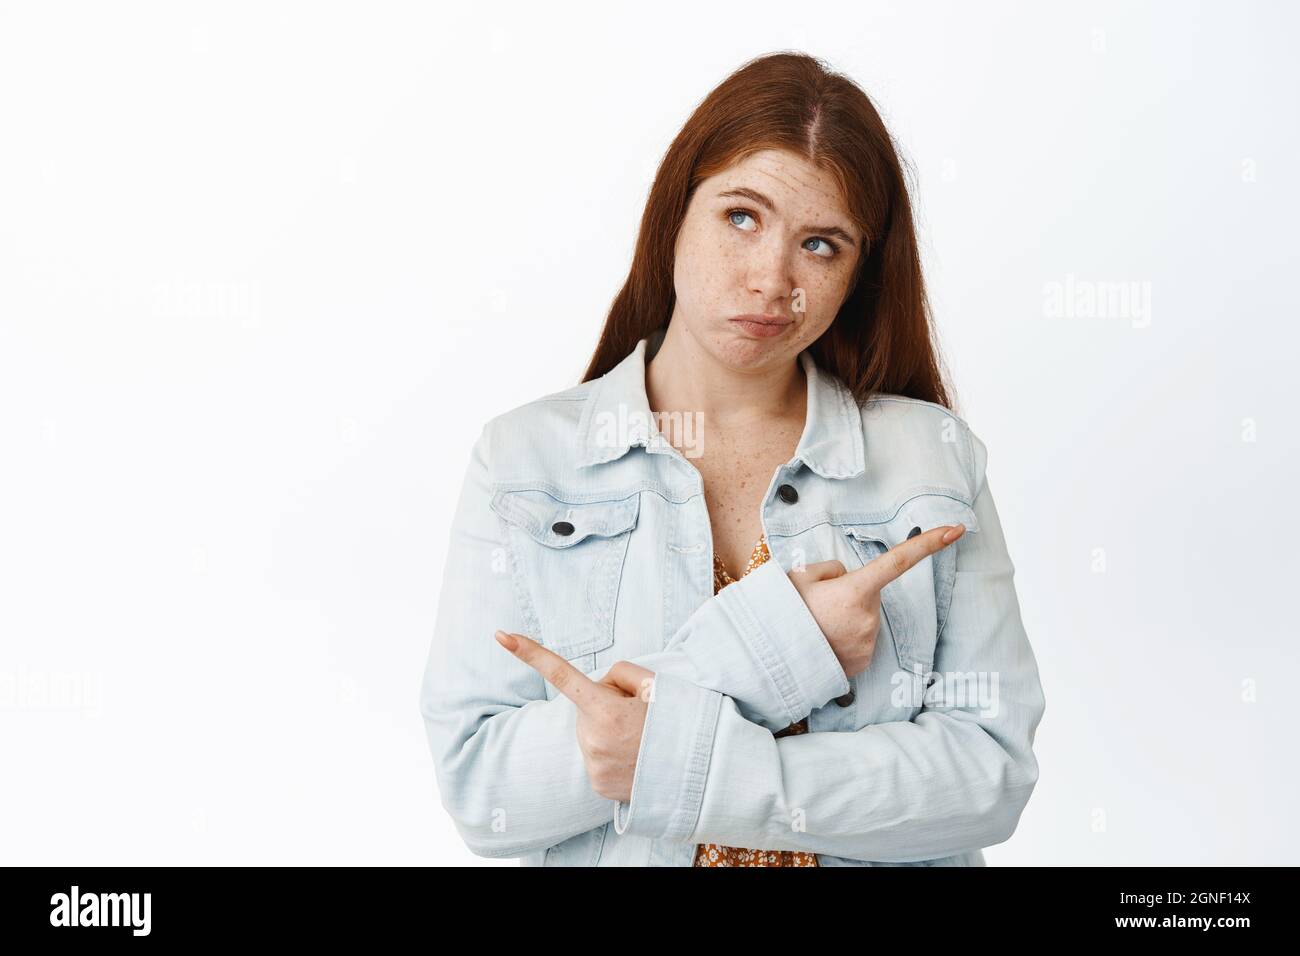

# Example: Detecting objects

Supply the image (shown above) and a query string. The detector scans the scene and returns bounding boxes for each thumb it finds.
[599,660,657,702]
[791,558,848,583]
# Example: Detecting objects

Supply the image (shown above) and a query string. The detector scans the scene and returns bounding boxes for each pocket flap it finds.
[490,489,641,548]
[840,493,978,675]
[841,493,979,549]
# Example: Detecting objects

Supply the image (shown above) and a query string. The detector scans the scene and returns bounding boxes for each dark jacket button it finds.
[835,688,856,707]
[551,521,574,536]
[907,526,921,539]
[777,483,799,504]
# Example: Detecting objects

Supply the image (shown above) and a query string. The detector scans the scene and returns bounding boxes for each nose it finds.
[745,234,795,304]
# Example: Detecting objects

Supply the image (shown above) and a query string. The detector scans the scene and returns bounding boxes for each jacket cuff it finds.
[612,671,721,840]
[714,557,850,725]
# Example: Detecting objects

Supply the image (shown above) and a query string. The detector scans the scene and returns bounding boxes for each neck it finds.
[645,321,807,432]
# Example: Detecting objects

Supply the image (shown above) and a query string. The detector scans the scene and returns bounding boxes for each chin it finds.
[715,332,790,368]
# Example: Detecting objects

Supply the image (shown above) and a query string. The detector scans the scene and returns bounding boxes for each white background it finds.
[2,0,1296,865]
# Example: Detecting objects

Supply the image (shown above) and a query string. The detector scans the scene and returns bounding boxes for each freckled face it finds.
[670,148,863,370]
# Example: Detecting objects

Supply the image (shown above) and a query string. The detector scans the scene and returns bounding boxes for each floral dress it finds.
[692,534,820,867]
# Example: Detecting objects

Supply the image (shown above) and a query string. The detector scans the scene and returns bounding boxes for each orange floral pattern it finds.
[693,534,819,868]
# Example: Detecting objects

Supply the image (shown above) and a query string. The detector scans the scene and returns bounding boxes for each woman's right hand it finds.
[787,525,966,679]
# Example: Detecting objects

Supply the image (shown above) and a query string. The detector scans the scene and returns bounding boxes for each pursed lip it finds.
[729,313,792,326]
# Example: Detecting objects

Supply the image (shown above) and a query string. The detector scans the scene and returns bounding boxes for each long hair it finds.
[580,51,951,410]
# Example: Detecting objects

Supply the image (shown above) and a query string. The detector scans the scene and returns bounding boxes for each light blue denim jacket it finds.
[419,326,1045,866]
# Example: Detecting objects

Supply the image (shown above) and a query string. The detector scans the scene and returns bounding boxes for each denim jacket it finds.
[419,326,1045,866]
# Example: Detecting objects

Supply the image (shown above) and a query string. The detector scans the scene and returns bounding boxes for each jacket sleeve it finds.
[612,431,1047,861]
[419,422,849,859]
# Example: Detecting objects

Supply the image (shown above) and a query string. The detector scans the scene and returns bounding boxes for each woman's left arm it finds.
[613,434,1047,860]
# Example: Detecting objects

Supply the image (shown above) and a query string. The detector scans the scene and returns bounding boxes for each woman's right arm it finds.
[419,422,850,859]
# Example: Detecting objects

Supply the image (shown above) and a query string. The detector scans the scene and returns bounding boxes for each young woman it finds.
[420,51,1046,866]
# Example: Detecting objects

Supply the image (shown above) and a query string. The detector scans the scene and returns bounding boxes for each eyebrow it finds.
[714,186,860,247]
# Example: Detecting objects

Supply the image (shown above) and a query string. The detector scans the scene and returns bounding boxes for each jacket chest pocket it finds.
[839,494,979,679]
[490,488,640,677]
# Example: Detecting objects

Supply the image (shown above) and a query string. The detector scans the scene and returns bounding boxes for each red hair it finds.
[580,50,952,410]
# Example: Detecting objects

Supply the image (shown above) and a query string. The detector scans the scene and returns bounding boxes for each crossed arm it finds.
[418,425,1045,861]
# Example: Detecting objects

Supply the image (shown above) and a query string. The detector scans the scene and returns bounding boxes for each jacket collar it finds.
[575,325,866,479]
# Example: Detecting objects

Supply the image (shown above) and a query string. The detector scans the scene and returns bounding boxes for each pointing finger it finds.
[495,630,603,711]
[850,524,965,593]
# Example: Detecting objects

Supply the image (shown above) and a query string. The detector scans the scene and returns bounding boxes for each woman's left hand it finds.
[494,630,653,803]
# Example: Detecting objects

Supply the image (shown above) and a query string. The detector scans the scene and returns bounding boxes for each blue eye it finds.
[727,209,757,231]
[804,237,838,258]
[727,207,840,260]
